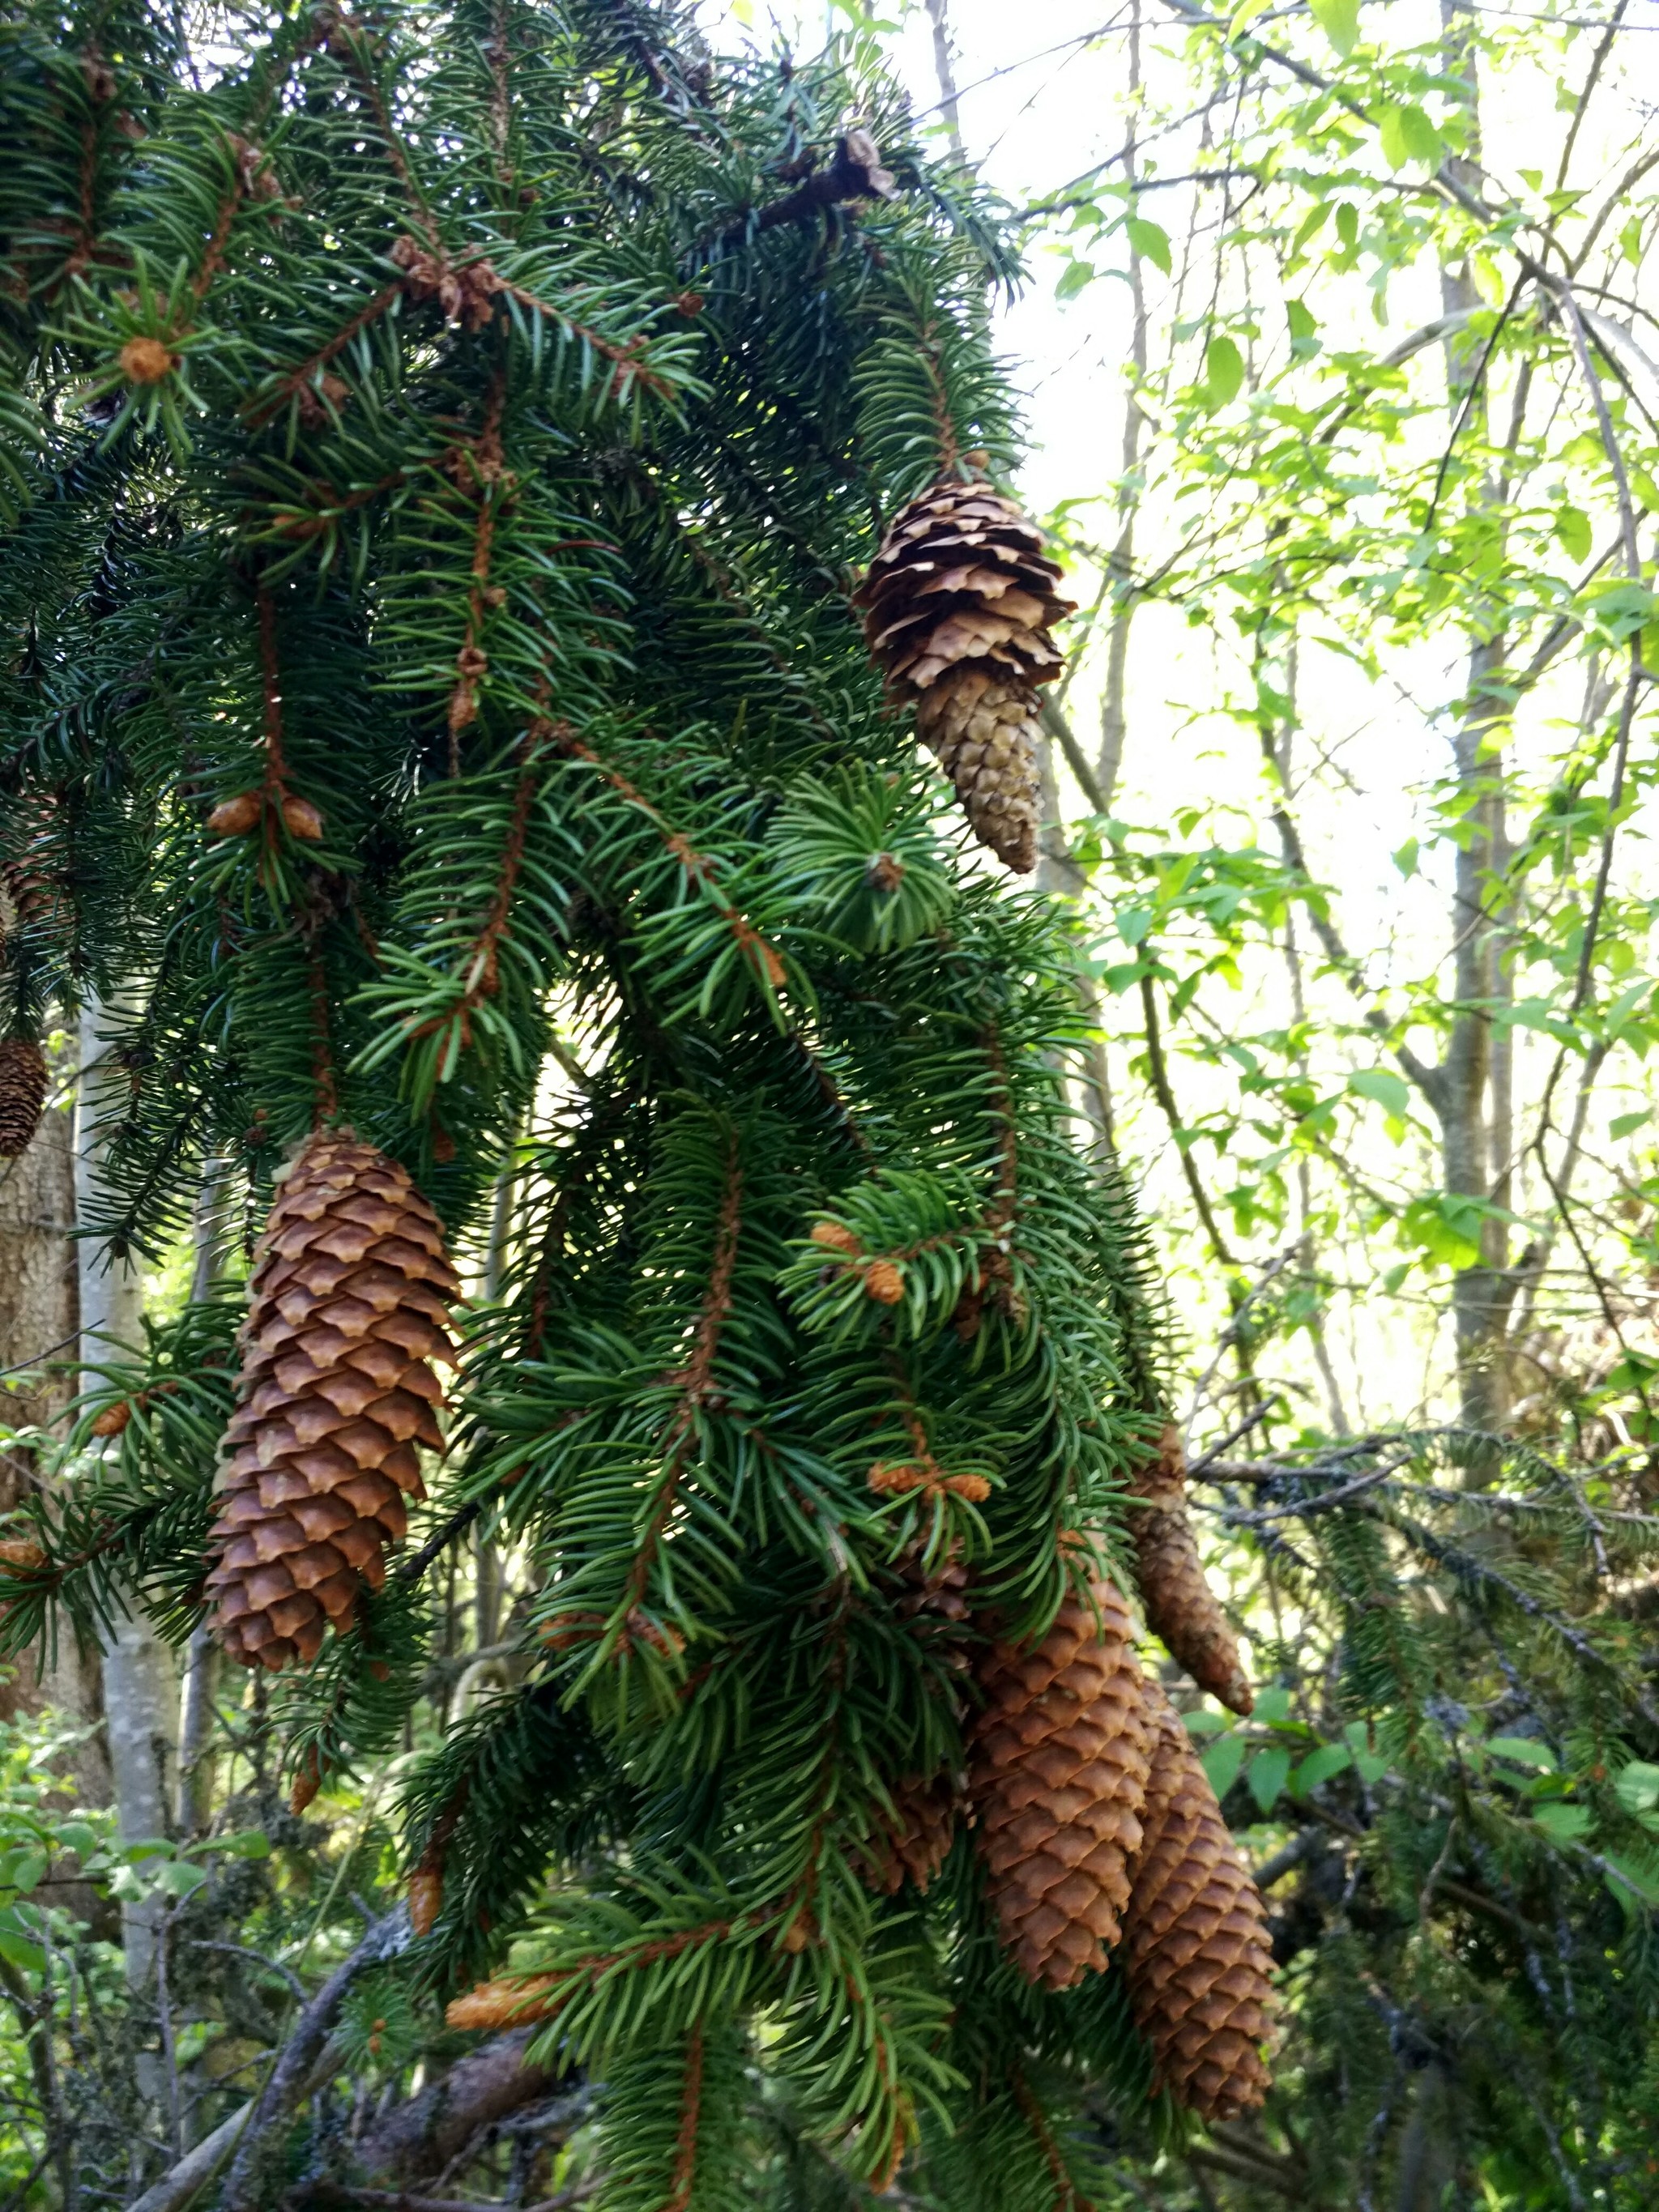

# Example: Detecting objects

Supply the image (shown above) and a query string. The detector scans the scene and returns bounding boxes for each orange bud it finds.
[119,335,176,384]
[810,1220,861,1257]
[207,791,263,837]
[445,1974,563,2031]
[288,1748,322,1814]
[863,1259,906,1305]
[91,1400,132,1437]
[0,1539,46,1574]
[279,794,324,841]
[408,1864,443,1936]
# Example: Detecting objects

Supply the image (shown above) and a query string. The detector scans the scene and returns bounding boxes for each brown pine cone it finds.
[855,1548,975,1895]
[854,480,1073,875]
[1123,1690,1276,2120]
[0,1038,49,1158]
[1128,1425,1252,1717]
[916,667,1043,873]
[856,1771,957,1896]
[206,1130,459,1670]
[970,1565,1153,1988]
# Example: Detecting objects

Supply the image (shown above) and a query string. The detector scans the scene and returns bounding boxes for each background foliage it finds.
[1,0,1658,2207]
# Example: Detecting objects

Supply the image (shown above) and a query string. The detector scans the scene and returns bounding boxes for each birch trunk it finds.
[76,1000,177,1988]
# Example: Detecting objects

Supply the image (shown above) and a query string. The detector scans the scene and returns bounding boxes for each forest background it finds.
[3,0,1659,2208]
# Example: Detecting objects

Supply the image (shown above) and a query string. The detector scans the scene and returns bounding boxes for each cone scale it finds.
[855,480,1073,873]
[1123,1694,1277,2120]
[969,1566,1153,1988]
[205,1131,459,1670]
[1129,1424,1253,1716]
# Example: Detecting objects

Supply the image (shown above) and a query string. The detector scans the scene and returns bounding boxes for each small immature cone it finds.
[206,1130,459,1670]
[1123,1691,1276,2121]
[854,480,1073,874]
[408,1864,443,1936]
[970,1565,1153,1988]
[1128,1425,1252,1717]
[0,1038,49,1158]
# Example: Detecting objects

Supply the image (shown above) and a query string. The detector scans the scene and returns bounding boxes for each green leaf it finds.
[154,1859,210,1898]
[6,1850,46,1894]
[1203,335,1245,407]
[1602,1849,1659,1916]
[1291,1742,1353,1797]
[1553,505,1593,563]
[53,1822,98,1858]
[1610,1109,1652,1140]
[1124,216,1172,275]
[1379,104,1439,171]
[1488,1737,1558,1772]
[1614,1761,1659,1816]
[1531,1802,1593,1843]
[1253,1687,1292,1724]
[1182,1708,1230,1737]
[0,1911,45,1976]
[1348,1068,1410,1119]
[1248,1746,1292,1813]
[196,1829,271,1859]
[1286,298,1319,347]
[1307,0,1361,56]
[1055,258,1095,301]
[1201,1733,1247,1800]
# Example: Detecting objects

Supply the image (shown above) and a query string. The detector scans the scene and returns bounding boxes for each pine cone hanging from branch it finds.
[206,1131,459,1670]
[857,1548,973,1895]
[1128,1424,1252,1716]
[0,1038,48,1159]
[1123,1690,1276,2121]
[970,1562,1152,1988]
[855,481,1073,873]
[856,1770,957,1896]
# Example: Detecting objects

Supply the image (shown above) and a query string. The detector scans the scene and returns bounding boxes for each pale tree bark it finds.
[922,0,965,163]
[1429,0,1514,1436]
[1096,0,1149,814]
[175,1157,228,1835]
[76,999,177,1987]
[0,1069,109,1801]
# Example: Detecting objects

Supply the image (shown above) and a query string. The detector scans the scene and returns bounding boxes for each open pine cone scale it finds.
[207,1132,460,1670]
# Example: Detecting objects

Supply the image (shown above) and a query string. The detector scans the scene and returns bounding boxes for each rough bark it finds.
[0,1068,109,1798]
[348,2027,567,2185]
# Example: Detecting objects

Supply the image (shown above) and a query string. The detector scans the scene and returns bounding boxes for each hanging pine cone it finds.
[970,1562,1152,1988]
[857,1549,973,1895]
[1,794,62,938]
[0,1038,48,1158]
[1128,1424,1252,1717]
[1122,1690,1276,2120]
[855,480,1073,873]
[856,1771,957,1896]
[206,1130,459,1670]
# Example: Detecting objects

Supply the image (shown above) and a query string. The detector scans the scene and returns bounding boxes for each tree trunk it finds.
[1435,0,1512,1440]
[923,0,965,163]
[0,1072,109,1799]
[76,1001,177,1987]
